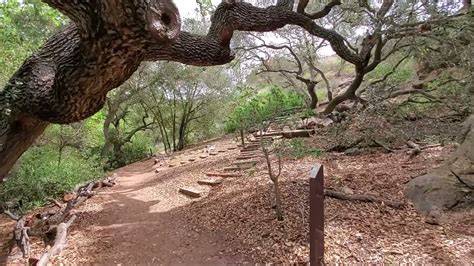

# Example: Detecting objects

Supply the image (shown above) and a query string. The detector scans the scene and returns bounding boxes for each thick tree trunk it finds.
[322,71,365,114]
[0,0,181,181]
[0,114,48,180]
[306,82,318,109]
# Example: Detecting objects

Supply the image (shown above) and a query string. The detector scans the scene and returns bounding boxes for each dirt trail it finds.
[1,137,472,264]
[55,139,250,264]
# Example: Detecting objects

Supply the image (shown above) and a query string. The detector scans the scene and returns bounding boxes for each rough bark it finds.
[321,72,365,114]
[1,0,181,181]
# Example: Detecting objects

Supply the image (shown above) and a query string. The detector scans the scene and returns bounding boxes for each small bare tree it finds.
[260,136,285,221]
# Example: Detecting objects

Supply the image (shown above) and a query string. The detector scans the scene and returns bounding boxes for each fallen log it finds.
[37,215,76,266]
[282,129,315,139]
[5,174,117,263]
[324,189,404,209]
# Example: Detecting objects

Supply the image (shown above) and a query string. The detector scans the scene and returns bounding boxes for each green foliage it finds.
[1,145,103,210]
[107,132,153,169]
[367,57,416,86]
[225,86,305,133]
[395,72,470,119]
[0,0,66,86]
[287,139,321,159]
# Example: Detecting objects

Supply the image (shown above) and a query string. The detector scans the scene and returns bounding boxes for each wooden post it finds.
[240,120,245,146]
[309,164,324,265]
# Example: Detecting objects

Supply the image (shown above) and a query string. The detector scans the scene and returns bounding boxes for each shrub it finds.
[0,145,104,210]
[225,86,305,133]
[287,139,321,159]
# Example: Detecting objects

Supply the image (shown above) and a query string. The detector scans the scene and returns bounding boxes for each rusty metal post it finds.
[309,164,324,265]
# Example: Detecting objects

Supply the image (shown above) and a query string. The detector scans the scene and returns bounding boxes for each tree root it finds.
[324,189,404,209]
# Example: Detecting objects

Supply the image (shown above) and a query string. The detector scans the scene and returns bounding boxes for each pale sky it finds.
[174,0,221,18]
[172,0,335,56]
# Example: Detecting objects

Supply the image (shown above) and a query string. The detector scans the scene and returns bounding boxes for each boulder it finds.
[405,115,474,216]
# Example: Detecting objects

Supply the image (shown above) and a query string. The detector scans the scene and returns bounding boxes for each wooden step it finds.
[236,165,254,170]
[180,161,187,165]
[282,129,315,138]
[227,146,237,150]
[218,150,226,153]
[236,155,259,160]
[197,178,223,186]
[179,187,204,198]
[210,152,218,156]
[241,148,260,153]
[244,144,260,148]
[254,131,283,137]
[188,158,196,162]
[234,160,258,167]
[199,155,208,159]
[224,166,240,172]
[205,172,241,178]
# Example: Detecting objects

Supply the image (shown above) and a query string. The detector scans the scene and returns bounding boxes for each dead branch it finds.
[407,140,421,159]
[324,189,404,209]
[14,216,30,258]
[37,215,77,266]
[372,138,394,153]
[450,170,474,190]
[47,198,64,208]
[3,210,20,221]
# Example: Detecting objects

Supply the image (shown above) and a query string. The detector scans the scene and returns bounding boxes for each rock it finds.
[342,187,354,195]
[307,117,334,128]
[406,115,474,215]
[155,169,160,173]
[344,147,362,156]
[405,169,473,215]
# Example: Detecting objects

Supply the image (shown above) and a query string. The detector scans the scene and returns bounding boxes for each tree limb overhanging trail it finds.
[0,0,354,181]
[0,0,469,180]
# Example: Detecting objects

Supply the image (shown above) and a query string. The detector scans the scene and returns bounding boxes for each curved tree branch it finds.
[145,1,362,66]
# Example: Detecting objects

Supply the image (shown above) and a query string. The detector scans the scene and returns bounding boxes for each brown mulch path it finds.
[1,138,472,264]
